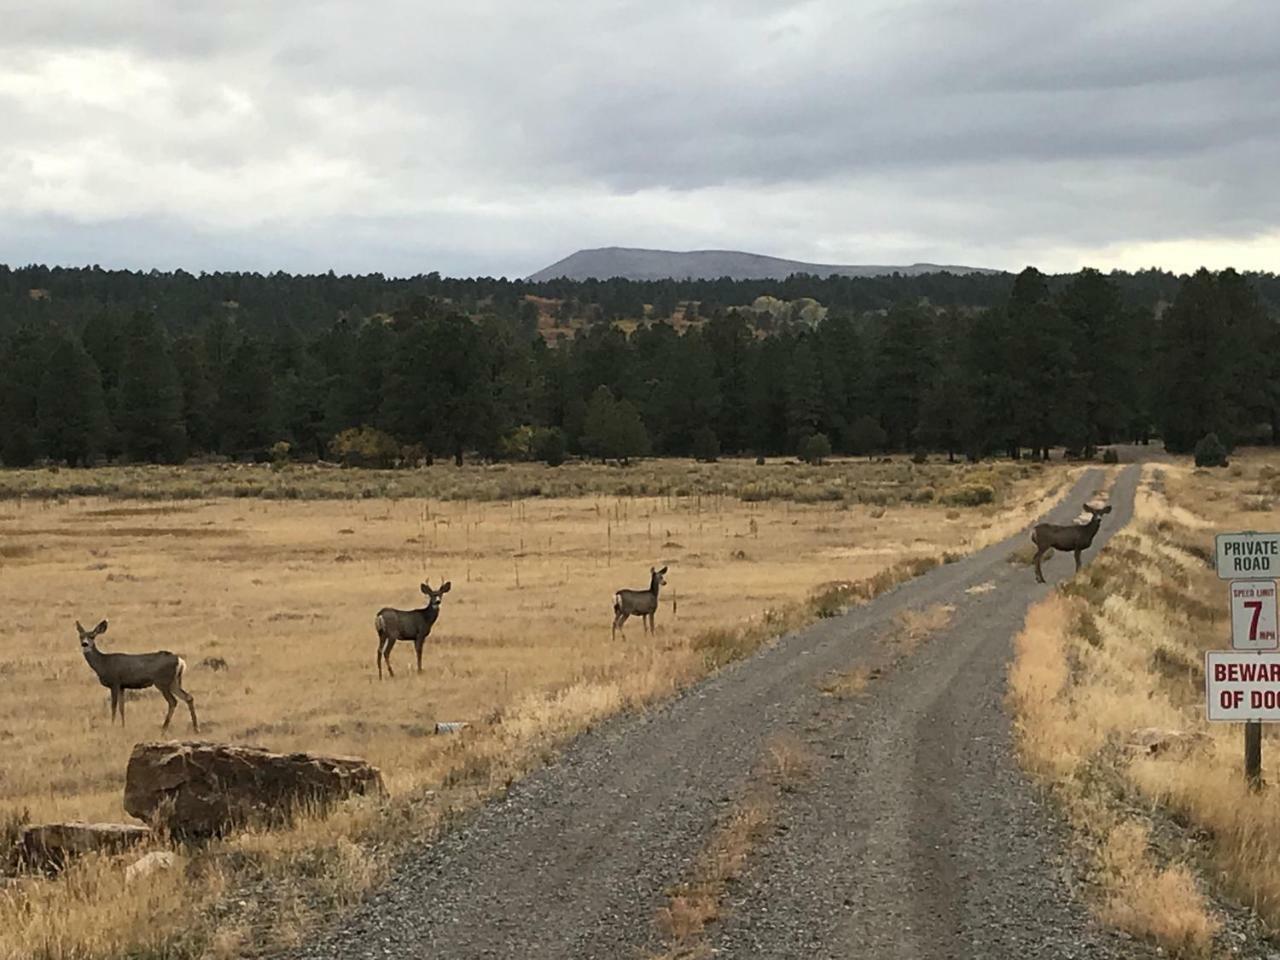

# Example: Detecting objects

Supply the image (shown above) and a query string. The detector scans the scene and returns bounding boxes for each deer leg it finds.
[160,689,178,731]
[1034,547,1048,584]
[415,638,424,674]
[1074,548,1083,572]
[613,611,629,640]
[118,690,126,728]
[383,639,396,678]
[177,686,199,732]
[109,688,119,724]
[377,637,385,680]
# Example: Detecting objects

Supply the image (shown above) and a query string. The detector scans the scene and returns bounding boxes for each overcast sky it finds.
[1,0,1277,278]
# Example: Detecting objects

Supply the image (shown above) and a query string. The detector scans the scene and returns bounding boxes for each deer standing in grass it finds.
[76,620,199,731]
[612,566,667,640]
[375,581,451,679]
[1031,503,1113,584]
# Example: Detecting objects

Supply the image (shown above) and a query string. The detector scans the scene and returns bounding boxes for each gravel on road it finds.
[292,465,1147,960]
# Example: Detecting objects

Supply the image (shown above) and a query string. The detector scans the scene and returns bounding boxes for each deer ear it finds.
[75,620,85,635]
[650,566,656,574]
[659,566,668,575]
[1103,505,1113,514]
[421,583,431,594]
[95,620,108,636]
[440,581,452,593]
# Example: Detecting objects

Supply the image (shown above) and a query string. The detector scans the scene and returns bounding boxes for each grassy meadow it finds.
[1009,450,1280,957]
[0,456,1071,958]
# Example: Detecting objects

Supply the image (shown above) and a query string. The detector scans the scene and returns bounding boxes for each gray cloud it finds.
[0,0,1277,276]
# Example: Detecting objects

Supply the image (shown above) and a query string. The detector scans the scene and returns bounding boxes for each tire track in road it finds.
[294,466,1141,960]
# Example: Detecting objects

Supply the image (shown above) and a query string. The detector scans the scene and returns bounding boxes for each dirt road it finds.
[295,466,1143,959]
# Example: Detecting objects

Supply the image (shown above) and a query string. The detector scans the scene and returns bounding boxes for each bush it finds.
[939,483,996,507]
[799,433,832,465]
[1102,448,1119,464]
[532,427,567,467]
[911,448,929,464]
[755,455,766,466]
[1193,433,1229,468]
[691,426,720,463]
[328,426,400,468]
[849,415,887,457]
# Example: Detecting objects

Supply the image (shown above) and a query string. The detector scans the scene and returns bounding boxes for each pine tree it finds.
[172,335,217,453]
[784,337,824,450]
[0,325,50,466]
[37,336,108,465]
[874,302,935,450]
[1155,270,1233,452]
[117,313,187,462]
[581,385,650,464]
[217,337,277,456]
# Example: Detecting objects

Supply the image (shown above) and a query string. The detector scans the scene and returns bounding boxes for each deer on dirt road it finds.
[612,566,668,640]
[375,581,451,679]
[76,620,199,732]
[1031,503,1113,584]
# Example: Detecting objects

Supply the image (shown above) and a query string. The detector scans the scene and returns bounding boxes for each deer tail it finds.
[174,656,187,687]
[613,593,622,616]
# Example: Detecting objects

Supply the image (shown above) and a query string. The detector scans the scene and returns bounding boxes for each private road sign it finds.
[1216,532,1280,579]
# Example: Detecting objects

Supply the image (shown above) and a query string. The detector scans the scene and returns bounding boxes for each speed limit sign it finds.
[1230,580,1279,650]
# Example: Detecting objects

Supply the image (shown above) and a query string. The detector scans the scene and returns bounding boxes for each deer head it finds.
[420,581,452,610]
[75,619,108,651]
[1085,504,1113,520]
[651,566,668,588]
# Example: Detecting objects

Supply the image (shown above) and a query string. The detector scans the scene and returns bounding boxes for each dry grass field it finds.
[1009,450,1280,957]
[0,457,1072,959]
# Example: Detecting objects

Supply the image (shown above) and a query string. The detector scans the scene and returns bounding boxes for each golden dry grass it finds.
[0,458,1072,959]
[1006,451,1280,955]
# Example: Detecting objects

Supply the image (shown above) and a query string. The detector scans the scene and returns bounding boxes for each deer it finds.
[612,566,668,640]
[75,620,199,732]
[1031,503,1113,584]
[375,581,451,679]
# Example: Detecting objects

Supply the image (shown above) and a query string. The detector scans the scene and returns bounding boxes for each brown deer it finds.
[1031,503,1113,584]
[375,581,451,679]
[612,566,667,639]
[76,620,199,731]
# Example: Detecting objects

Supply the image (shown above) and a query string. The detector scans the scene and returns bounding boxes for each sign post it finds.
[1207,531,1280,791]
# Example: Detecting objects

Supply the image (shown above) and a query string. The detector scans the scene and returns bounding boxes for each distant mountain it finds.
[527,247,998,282]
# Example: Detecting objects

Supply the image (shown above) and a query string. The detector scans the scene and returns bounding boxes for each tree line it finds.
[0,266,1276,468]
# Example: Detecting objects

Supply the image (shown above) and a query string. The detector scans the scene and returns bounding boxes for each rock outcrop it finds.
[124,740,385,837]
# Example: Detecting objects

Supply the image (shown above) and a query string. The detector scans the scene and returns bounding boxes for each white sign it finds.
[1206,652,1280,721]
[1216,532,1280,580]
[1230,580,1279,650]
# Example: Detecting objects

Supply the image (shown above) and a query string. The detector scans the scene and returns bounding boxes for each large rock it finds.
[19,821,151,869]
[123,740,385,837]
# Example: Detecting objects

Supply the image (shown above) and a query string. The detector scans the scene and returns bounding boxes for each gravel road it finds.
[294,465,1145,960]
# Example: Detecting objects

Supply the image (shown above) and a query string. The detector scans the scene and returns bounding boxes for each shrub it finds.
[911,448,929,464]
[692,426,721,463]
[799,433,832,465]
[1193,433,1229,468]
[939,483,995,507]
[755,455,766,466]
[1102,448,1119,464]
[532,427,567,467]
[328,426,399,468]
[849,415,887,457]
